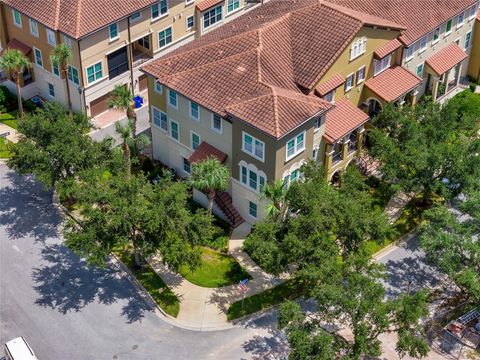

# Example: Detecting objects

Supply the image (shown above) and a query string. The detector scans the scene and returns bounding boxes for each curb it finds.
[372,230,416,260]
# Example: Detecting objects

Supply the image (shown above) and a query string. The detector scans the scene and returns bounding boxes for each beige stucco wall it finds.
[467,19,480,82]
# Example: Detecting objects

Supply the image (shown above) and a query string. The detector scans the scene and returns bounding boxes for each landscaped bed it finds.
[0,137,10,158]
[179,246,251,288]
[114,247,180,318]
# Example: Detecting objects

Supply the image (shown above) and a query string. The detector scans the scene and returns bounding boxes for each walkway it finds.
[148,222,288,330]
[384,191,416,224]
[0,123,20,143]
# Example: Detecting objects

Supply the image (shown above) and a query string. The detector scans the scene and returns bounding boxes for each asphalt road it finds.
[0,163,288,360]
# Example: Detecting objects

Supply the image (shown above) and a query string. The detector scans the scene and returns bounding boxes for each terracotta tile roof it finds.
[364,66,422,102]
[189,141,228,164]
[315,74,345,96]
[1,39,31,56]
[327,0,477,45]
[143,0,400,138]
[374,38,402,59]
[2,0,158,39]
[425,43,468,76]
[324,99,369,142]
[196,0,223,12]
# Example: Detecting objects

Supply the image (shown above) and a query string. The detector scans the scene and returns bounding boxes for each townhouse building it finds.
[468,12,480,82]
[0,0,259,118]
[142,0,416,224]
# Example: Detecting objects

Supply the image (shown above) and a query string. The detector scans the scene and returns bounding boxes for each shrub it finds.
[0,86,17,113]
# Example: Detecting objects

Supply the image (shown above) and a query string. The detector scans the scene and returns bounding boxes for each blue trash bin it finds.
[133,96,143,109]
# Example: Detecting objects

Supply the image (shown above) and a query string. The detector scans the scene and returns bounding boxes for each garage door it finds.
[90,92,110,117]
[139,74,148,92]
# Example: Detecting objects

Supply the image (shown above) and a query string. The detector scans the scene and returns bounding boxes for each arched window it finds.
[350,37,367,60]
[239,161,267,193]
[282,160,306,187]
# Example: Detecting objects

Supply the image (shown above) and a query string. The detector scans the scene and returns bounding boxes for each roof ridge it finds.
[53,0,61,30]
[74,0,83,38]
[270,86,281,138]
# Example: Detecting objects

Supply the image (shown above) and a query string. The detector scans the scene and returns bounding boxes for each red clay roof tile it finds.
[189,141,228,164]
[374,38,402,59]
[324,99,369,142]
[315,74,345,96]
[425,43,468,76]
[1,39,31,56]
[364,66,422,102]
[196,0,223,12]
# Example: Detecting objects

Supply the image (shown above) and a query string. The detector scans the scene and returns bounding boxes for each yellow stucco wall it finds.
[467,19,480,82]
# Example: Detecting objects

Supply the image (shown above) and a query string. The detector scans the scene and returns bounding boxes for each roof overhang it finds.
[425,43,468,76]
[364,66,422,102]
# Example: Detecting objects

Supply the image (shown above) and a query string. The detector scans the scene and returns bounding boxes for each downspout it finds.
[77,39,88,113]
[127,17,135,95]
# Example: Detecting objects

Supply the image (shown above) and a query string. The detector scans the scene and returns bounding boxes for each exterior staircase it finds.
[357,153,381,177]
[214,191,245,228]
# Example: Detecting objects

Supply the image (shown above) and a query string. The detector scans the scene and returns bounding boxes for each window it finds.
[86,62,103,84]
[48,83,55,97]
[374,54,391,76]
[249,170,257,190]
[212,114,222,133]
[152,0,168,20]
[405,45,415,62]
[283,167,303,187]
[155,81,163,94]
[344,73,354,92]
[191,132,200,149]
[446,19,453,35]
[259,176,265,191]
[242,132,265,161]
[52,61,60,77]
[109,23,119,40]
[107,47,128,79]
[12,10,21,27]
[465,31,472,49]
[418,36,427,53]
[203,5,222,29]
[68,65,80,85]
[159,27,173,48]
[286,132,305,160]
[468,5,477,20]
[168,89,177,108]
[227,0,240,13]
[312,147,318,160]
[241,166,247,184]
[416,63,424,78]
[457,12,464,28]
[432,27,440,44]
[33,48,43,67]
[137,35,150,50]
[190,102,199,120]
[47,29,56,46]
[350,37,367,60]
[356,66,366,85]
[455,37,461,46]
[152,107,168,131]
[29,19,38,37]
[130,12,142,22]
[63,35,72,48]
[313,115,322,131]
[323,91,335,103]
[183,158,191,174]
[249,201,257,218]
[170,120,179,141]
[186,15,194,30]
[239,164,266,192]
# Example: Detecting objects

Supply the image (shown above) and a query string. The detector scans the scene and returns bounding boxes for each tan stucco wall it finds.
[467,19,480,82]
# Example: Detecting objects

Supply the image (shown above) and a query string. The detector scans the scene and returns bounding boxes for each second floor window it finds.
[86,62,103,84]
[227,0,240,13]
[356,66,366,84]
[159,27,173,48]
[68,65,80,85]
[190,102,199,120]
[29,20,38,37]
[432,27,440,44]
[47,29,56,46]
[405,46,414,62]
[344,73,354,92]
[445,19,453,35]
[416,63,424,78]
[350,37,367,60]
[242,133,265,161]
[170,120,179,141]
[286,132,305,160]
[203,6,222,29]
[168,89,178,108]
[374,54,391,76]
[109,23,118,40]
[457,12,464,28]
[12,10,21,27]
[34,48,43,67]
[191,132,200,150]
[52,61,60,77]
[152,107,168,131]
[418,36,427,53]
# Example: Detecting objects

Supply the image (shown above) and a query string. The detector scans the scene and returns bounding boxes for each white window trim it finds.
[169,119,180,142]
[189,101,200,121]
[46,28,57,47]
[33,47,43,68]
[67,65,80,85]
[154,80,163,94]
[282,160,306,187]
[47,83,55,98]
[432,28,440,45]
[457,13,465,29]
[405,45,415,62]
[248,201,258,219]
[239,161,267,193]
[211,114,223,134]
[285,131,306,162]
[130,11,142,22]
[12,9,21,28]
[183,157,191,175]
[190,131,200,150]
[109,23,119,42]
[416,62,424,78]
[151,1,169,21]
[185,0,195,5]
[158,25,173,49]
[151,106,168,133]
[202,5,223,31]
[29,19,39,37]
[51,60,60,78]
[349,37,367,61]
[63,35,72,49]
[468,5,477,20]
[454,37,461,46]
[418,36,427,54]
[226,0,240,14]
[242,131,265,162]
[344,73,354,92]
[186,15,194,30]
[85,61,104,86]
[445,20,453,37]
[168,89,178,108]
[356,65,366,85]
[464,31,472,50]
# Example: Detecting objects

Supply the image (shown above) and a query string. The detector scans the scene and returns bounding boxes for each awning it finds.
[374,38,402,59]
[425,43,468,76]
[196,0,223,12]
[315,74,345,96]
[323,99,369,143]
[1,39,31,56]
[364,66,422,102]
[189,141,227,164]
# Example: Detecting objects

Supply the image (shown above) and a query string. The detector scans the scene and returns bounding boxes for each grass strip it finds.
[0,112,18,130]
[0,137,10,158]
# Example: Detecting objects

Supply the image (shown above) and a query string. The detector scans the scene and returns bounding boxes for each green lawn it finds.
[0,137,10,158]
[227,279,302,320]
[0,112,19,130]
[114,248,180,317]
[179,247,251,288]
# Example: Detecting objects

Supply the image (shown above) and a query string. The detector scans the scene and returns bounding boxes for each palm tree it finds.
[260,179,289,223]
[115,119,150,177]
[50,43,73,113]
[0,49,29,117]
[108,84,136,137]
[189,157,229,214]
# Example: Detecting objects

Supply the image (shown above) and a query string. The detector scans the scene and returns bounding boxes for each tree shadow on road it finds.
[32,243,154,323]
[0,170,61,242]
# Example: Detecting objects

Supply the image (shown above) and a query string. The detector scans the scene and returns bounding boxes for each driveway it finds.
[375,234,445,299]
[0,163,288,360]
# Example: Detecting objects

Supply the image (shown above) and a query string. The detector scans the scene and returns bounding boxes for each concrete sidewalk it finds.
[148,222,288,330]
[0,123,20,143]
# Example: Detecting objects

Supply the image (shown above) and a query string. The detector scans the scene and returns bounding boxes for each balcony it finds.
[348,140,357,154]
[132,49,152,68]
[332,151,343,165]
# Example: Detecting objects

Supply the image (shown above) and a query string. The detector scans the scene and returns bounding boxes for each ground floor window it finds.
[249,201,257,218]
[48,83,55,97]
[183,157,191,174]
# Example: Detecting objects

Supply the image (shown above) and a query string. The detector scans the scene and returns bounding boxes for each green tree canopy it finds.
[0,49,30,116]
[50,44,73,113]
